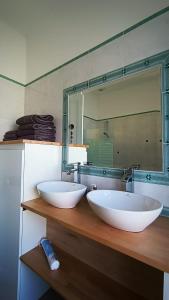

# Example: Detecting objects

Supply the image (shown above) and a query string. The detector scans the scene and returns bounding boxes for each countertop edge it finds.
[0,139,62,146]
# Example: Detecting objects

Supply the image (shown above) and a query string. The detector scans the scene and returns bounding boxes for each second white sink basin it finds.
[87,190,163,232]
[37,181,87,208]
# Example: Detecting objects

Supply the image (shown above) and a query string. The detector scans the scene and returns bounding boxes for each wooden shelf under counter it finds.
[20,246,146,300]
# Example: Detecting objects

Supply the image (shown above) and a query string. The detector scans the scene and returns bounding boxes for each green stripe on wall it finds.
[0,6,169,87]
[0,74,25,87]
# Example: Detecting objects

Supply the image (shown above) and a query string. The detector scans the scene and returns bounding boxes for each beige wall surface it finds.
[1,1,168,83]
[0,20,26,83]
[24,1,169,82]
[84,68,161,120]
[0,79,25,140]
[97,73,161,119]
[25,12,169,142]
[84,92,99,119]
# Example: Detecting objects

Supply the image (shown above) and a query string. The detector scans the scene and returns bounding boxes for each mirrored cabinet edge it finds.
[62,49,169,186]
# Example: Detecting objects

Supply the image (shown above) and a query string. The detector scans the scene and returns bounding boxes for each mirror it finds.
[68,66,162,171]
[62,50,169,185]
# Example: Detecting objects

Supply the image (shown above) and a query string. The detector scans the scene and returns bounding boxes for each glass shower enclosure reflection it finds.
[83,117,113,167]
[67,66,162,171]
[83,111,161,170]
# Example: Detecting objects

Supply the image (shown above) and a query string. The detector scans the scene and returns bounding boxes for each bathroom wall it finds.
[0,20,26,83]
[0,79,25,140]
[25,12,169,140]
[24,11,169,207]
[25,1,169,83]
[0,20,26,140]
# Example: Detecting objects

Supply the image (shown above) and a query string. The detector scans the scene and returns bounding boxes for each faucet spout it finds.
[121,167,133,193]
[67,162,81,184]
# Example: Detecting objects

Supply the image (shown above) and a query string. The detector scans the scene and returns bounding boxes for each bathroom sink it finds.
[37,181,87,208]
[87,190,163,232]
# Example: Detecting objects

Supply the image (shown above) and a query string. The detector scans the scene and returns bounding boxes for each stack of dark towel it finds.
[3,115,56,142]
[3,130,18,141]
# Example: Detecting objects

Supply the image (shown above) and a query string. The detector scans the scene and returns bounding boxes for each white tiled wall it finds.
[82,175,169,207]
[81,175,122,191]
[134,181,169,207]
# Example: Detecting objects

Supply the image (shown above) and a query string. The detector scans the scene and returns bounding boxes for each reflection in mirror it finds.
[68,92,84,144]
[68,66,162,171]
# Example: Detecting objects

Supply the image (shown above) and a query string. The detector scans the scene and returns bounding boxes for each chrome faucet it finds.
[121,167,133,193]
[67,162,81,184]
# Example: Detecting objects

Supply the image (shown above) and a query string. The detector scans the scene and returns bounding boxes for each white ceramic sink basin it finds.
[87,190,163,232]
[37,181,87,208]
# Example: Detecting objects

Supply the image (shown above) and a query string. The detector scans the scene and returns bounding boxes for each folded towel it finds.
[3,130,18,140]
[3,137,18,141]
[17,128,56,137]
[16,115,54,125]
[18,135,56,141]
[18,123,55,130]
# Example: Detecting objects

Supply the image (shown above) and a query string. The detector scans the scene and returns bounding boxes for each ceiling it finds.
[0,0,169,82]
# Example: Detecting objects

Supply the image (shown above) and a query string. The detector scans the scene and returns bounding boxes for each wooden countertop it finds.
[0,139,62,146]
[68,143,89,148]
[21,198,169,273]
[0,140,88,147]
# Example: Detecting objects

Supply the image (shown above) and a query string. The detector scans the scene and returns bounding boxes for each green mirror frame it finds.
[62,50,169,190]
